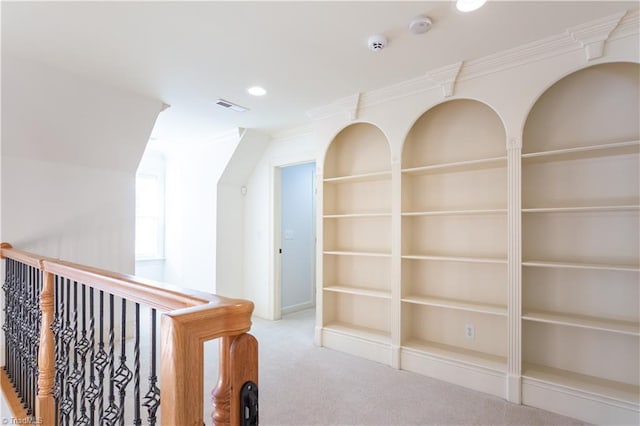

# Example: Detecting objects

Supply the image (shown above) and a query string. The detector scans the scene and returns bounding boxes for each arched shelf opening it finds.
[399,99,509,373]
[320,122,393,359]
[520,62,640,410]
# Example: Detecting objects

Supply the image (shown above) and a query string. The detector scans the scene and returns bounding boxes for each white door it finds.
[280,162,316,315]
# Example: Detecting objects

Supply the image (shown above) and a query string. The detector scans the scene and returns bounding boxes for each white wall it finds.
[216,129,271,298]
[1,54,162,272]
[158,130,241,293]
[243,128,317,319]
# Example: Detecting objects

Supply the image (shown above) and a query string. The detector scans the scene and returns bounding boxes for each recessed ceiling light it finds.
[247,86,267,96]
[456,0,487,12]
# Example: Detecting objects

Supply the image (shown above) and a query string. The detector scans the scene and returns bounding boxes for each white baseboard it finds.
[281,301,314,316]
[322,329,391,366]
[400,348,508,399]
[522,378,640,425]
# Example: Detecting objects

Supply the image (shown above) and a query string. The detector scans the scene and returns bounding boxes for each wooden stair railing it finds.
[0,243,258,425]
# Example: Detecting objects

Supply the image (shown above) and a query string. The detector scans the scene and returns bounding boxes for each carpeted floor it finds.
[203,309,589,426]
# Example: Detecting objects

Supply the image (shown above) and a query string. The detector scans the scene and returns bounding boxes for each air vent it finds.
[215,99,249,112]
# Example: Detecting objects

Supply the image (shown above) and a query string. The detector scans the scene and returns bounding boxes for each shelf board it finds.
[402,156,507,175]
[523,309,639,336]
[523,205,640,213]
[323,212,391,219]
[522,260,639,272]
[403,296,507,316]
[403,339,507,372]
[402,209,507,216]
[522,140,639,163]
[324,170,391,184]
[324,286,391,299]
[523,362,640,405]
[324,251,391,258]
[403,254,507,264]
[323,322,391,345]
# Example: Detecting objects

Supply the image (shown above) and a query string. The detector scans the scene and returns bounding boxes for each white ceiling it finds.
[2,1,638,143]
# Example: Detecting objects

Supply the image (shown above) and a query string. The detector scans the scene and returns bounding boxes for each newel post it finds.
[36,268,56,424]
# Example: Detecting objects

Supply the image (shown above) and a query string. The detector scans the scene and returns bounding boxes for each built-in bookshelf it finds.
[321,123,393,363]
[399,99,508,391]
[521,62,639,423]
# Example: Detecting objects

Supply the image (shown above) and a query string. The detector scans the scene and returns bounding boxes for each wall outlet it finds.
[464,324,475,339]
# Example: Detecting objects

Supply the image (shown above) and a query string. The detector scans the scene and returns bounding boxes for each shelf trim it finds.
[522,260,639,272]
[402,156,507,175]
[523,205,640,213]
[324,251,392,258]
[323,170,391,183]
[403,295,507,316]
[402,339,507,372]
[522,309,639,336]
[403,254,508,264]
[402,209,507,216]
[522,140,640,160]
[324,286,391,299]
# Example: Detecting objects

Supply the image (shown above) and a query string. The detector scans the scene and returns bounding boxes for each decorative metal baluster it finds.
[114,299,133,425]
[59,278,74,425]
[74,284,91,425]
[96,291,107,421]
[2,259,11,383]
[101,294,118,425]
[85,287,98,425]
[133,303,141,426]
[67,281,82,423]
[17,262,24,404]
[51,275,62,426]
[142,308,160,425]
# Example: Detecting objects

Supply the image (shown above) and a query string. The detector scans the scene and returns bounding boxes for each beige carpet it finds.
[203,309,588,426]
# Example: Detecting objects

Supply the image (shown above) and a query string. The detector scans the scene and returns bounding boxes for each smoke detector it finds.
[368,35,387,52]
[409,16,433,34]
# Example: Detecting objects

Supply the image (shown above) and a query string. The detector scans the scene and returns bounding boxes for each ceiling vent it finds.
[215,99,249,112]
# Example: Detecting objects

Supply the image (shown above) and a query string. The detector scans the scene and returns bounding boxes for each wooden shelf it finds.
[523,362,640,405]
[403,296,507,316]
[324,170,391,184]
[403,339,507,372]
[522,140,639,163]
[402,209,507,216]
[522,260,639,272]
[324,251,391,258]
[522,310,639,336]
[323,322,391,344]
[324,212,391,219]
[402,156,507,175]
[403,254,507,265]
[523,205,640,213]
[324,286,391,299]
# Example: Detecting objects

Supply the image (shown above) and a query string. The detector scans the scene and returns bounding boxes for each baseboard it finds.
[321,329,391,366]
[522,377,640,425]
[400,348,508,399]
[281,301,314,316]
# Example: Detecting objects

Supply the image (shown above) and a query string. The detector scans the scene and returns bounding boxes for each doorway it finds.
[277,162,316,317]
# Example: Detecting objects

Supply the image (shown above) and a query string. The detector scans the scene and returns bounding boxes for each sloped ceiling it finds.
[2,1,638,143]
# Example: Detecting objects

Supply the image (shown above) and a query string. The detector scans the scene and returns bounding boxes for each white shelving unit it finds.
[521,63,639,423]
[320,122,393,364]
[398,99,509,397]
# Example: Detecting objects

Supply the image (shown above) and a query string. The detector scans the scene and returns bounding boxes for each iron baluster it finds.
[133,303,141,426]
[142,308,160,425]
[114,299,133,425]
[101,294,118,426]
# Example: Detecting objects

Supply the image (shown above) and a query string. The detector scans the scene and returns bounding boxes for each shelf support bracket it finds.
[568,11,626,61]
[426,62,463,98]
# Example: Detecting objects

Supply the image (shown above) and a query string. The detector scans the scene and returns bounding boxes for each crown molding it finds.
[306,10,639,121]
[568,11,626,61]
[609,9,640,41]
[426,62,464,98]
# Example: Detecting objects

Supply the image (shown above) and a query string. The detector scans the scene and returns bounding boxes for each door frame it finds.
[272,160,317,320]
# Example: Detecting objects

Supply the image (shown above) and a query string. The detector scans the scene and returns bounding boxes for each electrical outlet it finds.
[464,324,475,339]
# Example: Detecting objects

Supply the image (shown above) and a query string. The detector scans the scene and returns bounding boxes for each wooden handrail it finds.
[0,243,258,425]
